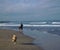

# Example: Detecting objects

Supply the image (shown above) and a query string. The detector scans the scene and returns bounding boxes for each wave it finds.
[0,21,11,23]
[0,23,60,27]
[29,22,60,25]
[0,21,60,24]
[29,22,47,24]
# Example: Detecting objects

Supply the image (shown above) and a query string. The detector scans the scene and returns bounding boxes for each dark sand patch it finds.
[21,42,35,45]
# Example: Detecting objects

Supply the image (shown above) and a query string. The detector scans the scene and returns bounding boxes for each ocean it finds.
[0,21,60,50]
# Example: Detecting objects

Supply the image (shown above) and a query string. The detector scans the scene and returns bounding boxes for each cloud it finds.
[0,0,60,15]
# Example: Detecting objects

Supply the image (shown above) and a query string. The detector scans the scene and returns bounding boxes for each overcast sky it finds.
[0,0,60,21]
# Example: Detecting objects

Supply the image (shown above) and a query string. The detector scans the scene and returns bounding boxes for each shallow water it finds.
[23,29,60,50]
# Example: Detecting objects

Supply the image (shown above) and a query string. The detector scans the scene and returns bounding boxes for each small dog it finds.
[12,34,17,44]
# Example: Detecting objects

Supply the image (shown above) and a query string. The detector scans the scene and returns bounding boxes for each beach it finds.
[0,29,43,50]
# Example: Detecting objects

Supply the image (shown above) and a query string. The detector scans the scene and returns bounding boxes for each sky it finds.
[0,0,60,21]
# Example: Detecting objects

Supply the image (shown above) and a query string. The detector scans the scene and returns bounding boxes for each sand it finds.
[0,29,43,50]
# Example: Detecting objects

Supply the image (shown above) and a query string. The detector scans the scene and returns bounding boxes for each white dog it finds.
[12,34,17,44]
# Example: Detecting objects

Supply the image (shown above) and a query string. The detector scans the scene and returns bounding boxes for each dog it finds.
[12,34,17,44]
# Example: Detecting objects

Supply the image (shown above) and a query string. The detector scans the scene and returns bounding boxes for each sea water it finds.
[0,21,60,50]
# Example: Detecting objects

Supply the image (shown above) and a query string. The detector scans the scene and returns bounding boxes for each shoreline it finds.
[0,29,43,50]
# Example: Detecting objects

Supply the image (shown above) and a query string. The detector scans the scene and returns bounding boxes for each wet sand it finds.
[0,29,43,50]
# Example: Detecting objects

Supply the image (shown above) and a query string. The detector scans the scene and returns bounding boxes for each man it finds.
[19,23,23,32]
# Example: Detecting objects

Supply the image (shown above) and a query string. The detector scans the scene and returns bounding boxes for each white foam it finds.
[0,23,20,26]
[52,22,60,24]
[24,24,60,27]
